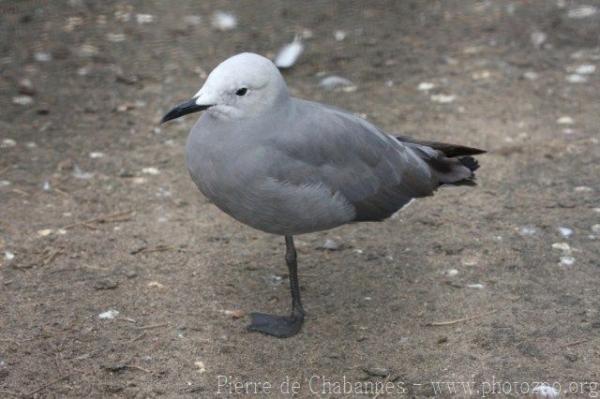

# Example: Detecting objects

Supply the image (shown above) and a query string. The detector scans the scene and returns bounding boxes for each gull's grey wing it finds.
[266,99,439,222]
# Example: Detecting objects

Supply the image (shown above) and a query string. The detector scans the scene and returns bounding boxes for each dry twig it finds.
[130,244,180,255]
[424,310,497,327]
[42,247,63,266]
[129,332,146,342]
[62,210,133,230]
[560,338,590,348]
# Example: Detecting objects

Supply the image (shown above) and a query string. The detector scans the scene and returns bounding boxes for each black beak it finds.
[160,99,212,124]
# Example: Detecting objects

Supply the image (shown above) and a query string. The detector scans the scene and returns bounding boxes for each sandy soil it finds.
[1,0,599,398]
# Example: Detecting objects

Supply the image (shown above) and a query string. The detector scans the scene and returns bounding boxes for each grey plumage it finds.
[186,94,482,234]
[162,52,485,337]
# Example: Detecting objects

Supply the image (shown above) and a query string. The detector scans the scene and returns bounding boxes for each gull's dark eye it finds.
[235,87,248,96]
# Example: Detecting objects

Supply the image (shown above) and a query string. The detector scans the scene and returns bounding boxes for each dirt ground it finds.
[1,0,600,398]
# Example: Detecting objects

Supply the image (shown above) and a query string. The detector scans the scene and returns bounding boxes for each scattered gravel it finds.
[98,309,119,319]
[211,11,237,31]
[318,239,340,251]
[319,76,356,92]
[274,36,303,69]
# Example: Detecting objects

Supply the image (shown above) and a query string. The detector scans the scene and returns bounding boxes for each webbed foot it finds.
[247,311,304,338]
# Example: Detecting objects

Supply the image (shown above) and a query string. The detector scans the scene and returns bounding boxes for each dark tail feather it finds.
[458,156,479,172]
[395,135,485,187]
[395,135,486,158]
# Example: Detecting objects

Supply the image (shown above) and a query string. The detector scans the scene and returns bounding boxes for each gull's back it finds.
[267,98,439,221]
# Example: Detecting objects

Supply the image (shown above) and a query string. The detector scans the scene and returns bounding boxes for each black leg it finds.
[247,235,305,338]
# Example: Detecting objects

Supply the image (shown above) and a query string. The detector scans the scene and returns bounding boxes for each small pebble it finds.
[558,226,573,238]
[334,30,346,41]
[445,269,459,277]
[532,384,559,399]
[574,64,596,74]
[466,283,484,289]
[194,360,206,373]
[78,44,99,57]
[18,78,35,95]
[98,309,119,319]
[301,29,314,39]
[417,82,435,91]
[472,70,491,80]
[574,186,593,192]
[34,52,52,62]
[211,11,237,31]
[136,14,155,24]
[125,269,138,278]
[42,180,51,191]
[566,74,587,83]
[461,257,478,266]
[319,76,356,92]
[591,224,600,234]
[147,281,165,288]
[72,165,94,179]
[106,33,126,42]
[0,180,11,188]
[274,36,303,69]
[552,242,571,252]
[557,116,574,125]
[37,229,53,237]
[223,309,245,319]
[319,238,339,251]
[530,31,547,48]
[567,5,597,19]
[519,225,538,236]
[523,71,539,80]
[94,279,119,290]
[4,251,15,261]
[430,94,456,103]
[1,138,16,148]
[12,95,34,106]
[132,177,147,184]
[142,167,160,175]
[25,142,37,148]
[559,256,575,267]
